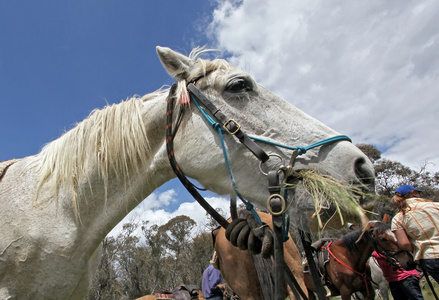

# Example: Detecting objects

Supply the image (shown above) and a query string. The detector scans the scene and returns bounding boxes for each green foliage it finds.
[357,143,382,162]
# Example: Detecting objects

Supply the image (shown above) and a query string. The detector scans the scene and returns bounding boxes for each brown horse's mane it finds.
[342,229,366,253]
[342,221,390,253]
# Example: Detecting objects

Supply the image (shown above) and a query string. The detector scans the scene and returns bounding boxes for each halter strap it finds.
[188,83,352,160]
[188,83,270,162]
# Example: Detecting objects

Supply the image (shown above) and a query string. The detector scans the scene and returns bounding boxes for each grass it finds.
[283,169,373,230]
[421,276,439,300]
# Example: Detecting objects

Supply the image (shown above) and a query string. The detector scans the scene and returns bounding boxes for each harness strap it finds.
[300,229,327,300]
[187,83,269,162]
[420,264,439,300]
[268,170,286,300]
[230,186,308,300]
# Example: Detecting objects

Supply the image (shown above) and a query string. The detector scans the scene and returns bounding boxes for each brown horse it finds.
[304,217,400,300]
[213,210,308,300]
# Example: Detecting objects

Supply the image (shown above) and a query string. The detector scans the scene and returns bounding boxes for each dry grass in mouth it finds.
[283,169,374,230]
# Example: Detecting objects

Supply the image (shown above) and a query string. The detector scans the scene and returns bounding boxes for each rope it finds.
[190,93,351,156]
[249,135,352,155]
[191,93,263,225]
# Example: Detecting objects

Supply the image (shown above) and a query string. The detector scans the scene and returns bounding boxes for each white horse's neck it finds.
[31,91,175,250]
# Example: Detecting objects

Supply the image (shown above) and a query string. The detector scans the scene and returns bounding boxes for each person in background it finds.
[391,184,439,283]
[202,264,224,300]
[372,251,424,299]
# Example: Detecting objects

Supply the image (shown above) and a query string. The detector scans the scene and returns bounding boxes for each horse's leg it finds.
[338,285,353,300]
[379,281,389,300]
[365,282,375,300]
[355,287,374,300]
[365,289,375,300]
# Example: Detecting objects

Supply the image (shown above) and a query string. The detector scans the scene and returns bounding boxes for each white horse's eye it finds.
[226,78,252,93]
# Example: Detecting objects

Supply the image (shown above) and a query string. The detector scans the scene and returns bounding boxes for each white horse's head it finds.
[157,46,375,232]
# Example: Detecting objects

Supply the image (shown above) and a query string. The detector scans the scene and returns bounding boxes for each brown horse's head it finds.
[364,218,416,271]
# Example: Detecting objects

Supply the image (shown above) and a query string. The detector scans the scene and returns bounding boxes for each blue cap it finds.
[395,185,424,196]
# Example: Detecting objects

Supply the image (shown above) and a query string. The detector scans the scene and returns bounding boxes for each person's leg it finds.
[399,276,424,300]
[389,281,409,300]
[420,259,439,283]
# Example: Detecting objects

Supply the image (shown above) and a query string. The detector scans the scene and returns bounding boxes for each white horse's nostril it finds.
[355,157,375,186]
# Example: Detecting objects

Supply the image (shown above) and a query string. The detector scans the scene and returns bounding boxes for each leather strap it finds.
[300,229,327,300]
[268,170,286,300]
[166,83,230,229]
[187,83,269,162]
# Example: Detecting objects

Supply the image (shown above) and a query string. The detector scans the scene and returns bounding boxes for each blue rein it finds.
[189,93,352,225]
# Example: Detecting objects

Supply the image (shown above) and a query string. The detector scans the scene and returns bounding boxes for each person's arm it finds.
[394,229,413,251]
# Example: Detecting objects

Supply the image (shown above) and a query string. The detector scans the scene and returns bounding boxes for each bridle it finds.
[165,77,352,300]
[370,231,412,271]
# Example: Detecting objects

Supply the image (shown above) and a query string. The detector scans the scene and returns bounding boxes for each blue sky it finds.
[0,1,218,215]
[1,1,212,160]
[1,0,438,232]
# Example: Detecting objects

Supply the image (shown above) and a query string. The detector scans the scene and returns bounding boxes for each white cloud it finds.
[108,190,230,238]
[209,0,439,172]
[109,1,439,237]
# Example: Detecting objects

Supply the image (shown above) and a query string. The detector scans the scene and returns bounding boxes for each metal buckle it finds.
[267,194,286,216]
[223,119,241,135]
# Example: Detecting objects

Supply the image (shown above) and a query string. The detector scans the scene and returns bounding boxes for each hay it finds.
[283,169,372,230]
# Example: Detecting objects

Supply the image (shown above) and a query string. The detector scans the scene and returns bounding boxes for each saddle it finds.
[155,285,199,300]
[303,238,338,292]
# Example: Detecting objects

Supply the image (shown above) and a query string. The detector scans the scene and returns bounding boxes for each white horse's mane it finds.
[29,47,231,218]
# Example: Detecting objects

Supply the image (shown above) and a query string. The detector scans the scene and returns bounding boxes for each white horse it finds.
[369,257,390,300]
[0,46,374,299]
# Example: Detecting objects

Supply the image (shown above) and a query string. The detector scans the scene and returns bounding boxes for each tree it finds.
[86,237,122,300]
[113,222,149,299]
[357,144,439,219]
[159,215,196,288]
[189,231,215,287]
[141,222,167,294]
[357,143,382,163]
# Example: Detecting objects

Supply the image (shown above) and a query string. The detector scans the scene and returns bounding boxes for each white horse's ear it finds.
[156,46,194,80]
